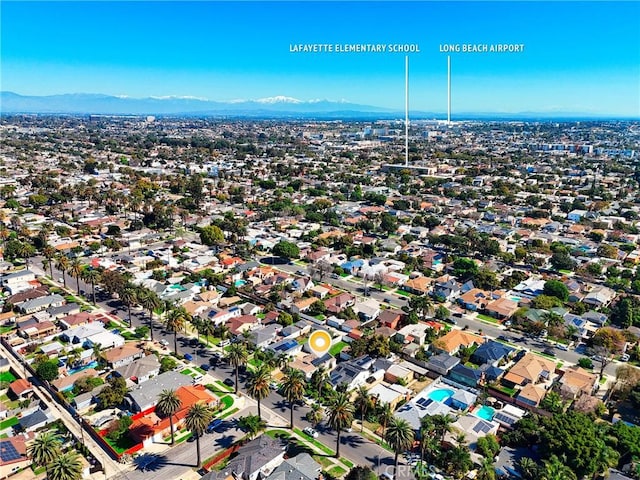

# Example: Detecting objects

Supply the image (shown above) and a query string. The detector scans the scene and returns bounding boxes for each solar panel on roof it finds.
[494,412,516,425]
[0,442,22,462]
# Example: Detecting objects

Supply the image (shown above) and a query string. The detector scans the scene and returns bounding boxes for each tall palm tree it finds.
[198,318,216,344]
[47,452,83,480]
[190,316,203,342]
[185,402,214,468]
[310,365,329,399]
[276,353,292,372]
[246,364,272,420]
[156,389,182,445]
[378,402,394,440]
[165,307,190,353]
[226,343,248,395]
[139,288,161,341]
[42,245,56,279]
[92,342,107,368]
[17,242,36,268]
[355,386,373,432]
[326,391,355,458]
[120,286,137,328]
[476,457,497,480]
[55,255,70,288]
[28,431,61,470]
[68,258,83,296]
[432,413,455,443]
[385,417,415,478]
[306,403,324,426]
[280,368,306,429]
[517,457,539,480]
[81,267,101,304]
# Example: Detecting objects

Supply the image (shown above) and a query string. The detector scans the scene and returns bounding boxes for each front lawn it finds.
[103,433,137,454]
[476,314,500,324]
[219,395,234,410]
[329,341,347,357]
[0,416,19,430]
[0,372,17,383]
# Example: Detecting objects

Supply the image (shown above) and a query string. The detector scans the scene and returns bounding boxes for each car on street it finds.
[621,353,631,362]
[543,348,556,357]
[201,363,210,371]
[184,353,194,362]
[160,339,169,347]
[223,378,234,387]
[189,338,199,347]
[296,270,306,276]
[206,419,222,433]
[302,427,318,438]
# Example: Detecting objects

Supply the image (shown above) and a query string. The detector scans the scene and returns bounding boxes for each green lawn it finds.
[215,380,234,392]
[0,416,18,430]
[329,341,348,357]
[103,433,137,454]
[328,466,347,477]
[0,325,15,334]
[397,290,413,297]
[265,429,291,440]
[340,458,354,469]
[0,372,17,383]
[219,395,234,410]
[219,407,240,419]
[476,314,500,324]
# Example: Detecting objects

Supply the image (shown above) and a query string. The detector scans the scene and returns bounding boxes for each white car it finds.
[160,339,169,347]
[303,427,318,438]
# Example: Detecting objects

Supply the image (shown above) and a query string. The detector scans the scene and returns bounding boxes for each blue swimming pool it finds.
[475,405,496,421]
[428,388,455,403]
[67,360,98,376]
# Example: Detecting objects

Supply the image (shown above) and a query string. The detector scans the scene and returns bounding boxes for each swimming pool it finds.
[427,388,455,403]
[235,279,247,287]
[475,405,496,421]
[67,360,98,376]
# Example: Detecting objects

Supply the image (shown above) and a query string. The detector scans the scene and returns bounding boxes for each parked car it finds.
[223,378,234,387]
[621,353,630,362]
[201,364,210,371]
[218,340,231,347]
[303,427,318,438]
[207,419,222,433]
[184,353,194,362]
[160,339,169,347]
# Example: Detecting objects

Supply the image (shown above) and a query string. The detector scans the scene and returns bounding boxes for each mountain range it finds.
[0,91,632,120]
[0,92,395,117]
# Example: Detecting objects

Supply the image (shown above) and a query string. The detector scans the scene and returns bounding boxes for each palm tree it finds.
[540,455,577,480]
[476,457,496,480]
[92,342,107,368]
[42,245,56,279]
[139,288,161,341]
[120,286,137,328]
[280,368,306,429]
[185,402,214,468]
[190,316,203,342]
[156,389,182,445]
[81,267,101,304]
[517,457,539,480]
[237,414,267,440]
[326,390,355,458]
[165,307,190,353]
[246,364,271,420]
[68,258,83,296]
[198,318,216,344]
[432,413,455,442]
[276,353,293,372]
[48,452,83,480]
[354,385,373,432]
[55,255,70,288]
[378,402,393,440]
[28,431,61,470]
[306,403,324,426]
[17,242,36,268]
[226,343,248,395]
[385,417,415,478]
[310,365,329,399]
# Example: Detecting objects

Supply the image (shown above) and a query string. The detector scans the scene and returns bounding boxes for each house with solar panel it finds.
[0,434,31,477]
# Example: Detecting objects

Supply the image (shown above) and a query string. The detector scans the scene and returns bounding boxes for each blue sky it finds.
[2,1,639,116]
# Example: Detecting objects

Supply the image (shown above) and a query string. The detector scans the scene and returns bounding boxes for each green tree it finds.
[68,258,83,296]
[28,431,61,473]
[120,286,137,328]
[81,267,101,304]
[48,452,83,480]
[226,343,248,395]
[165,307,190,353]
[540,391,564,414]
[281,368,306,429]
[246,364,272,420]
[327,391,355,458]
[55,255,70,289]
[200,225,224,246]
[160,355,178,373]
[35,360,59,382]
[272,240,300,259]
[543,280,569,301]
[476,433,500,458]
[138,288,161,341]
[540,455,577,480]
[385,417,415,478]
[156,389,182,445]
[185,402,214,468]
[354,386,373,432]
[345,466,377,480]
[237,414,267,440]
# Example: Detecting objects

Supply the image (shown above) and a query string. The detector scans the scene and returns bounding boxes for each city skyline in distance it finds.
[2,1,639,118]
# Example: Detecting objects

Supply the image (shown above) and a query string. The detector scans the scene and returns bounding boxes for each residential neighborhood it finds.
[0,115,639,480]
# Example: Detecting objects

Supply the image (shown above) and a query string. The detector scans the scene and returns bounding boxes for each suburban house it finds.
[104,343,145,369]
[485,297,519,319]
[266,452,322,480]
[515,383,547,408]
[367,382,412,410]
[557,366,599,399]
[51,369,99,392]
[471,340,514,367]
[125,371,193,413]
[396,323,433,346]
[114,354,161,384]
[217,435,287,480]
[129,384,218,446]
[502,353,556,388]
[18,294,65,314]
[8,379,33,399]
[378,309,402,329]
[434,330,485,355]
[324,293,356,314]
[426,353,461,377]
[0,434,31,478]
[329,355,379,390]
[403,276,432,296]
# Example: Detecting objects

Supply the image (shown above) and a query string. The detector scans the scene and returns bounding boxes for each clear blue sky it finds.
[2,1,639,116]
